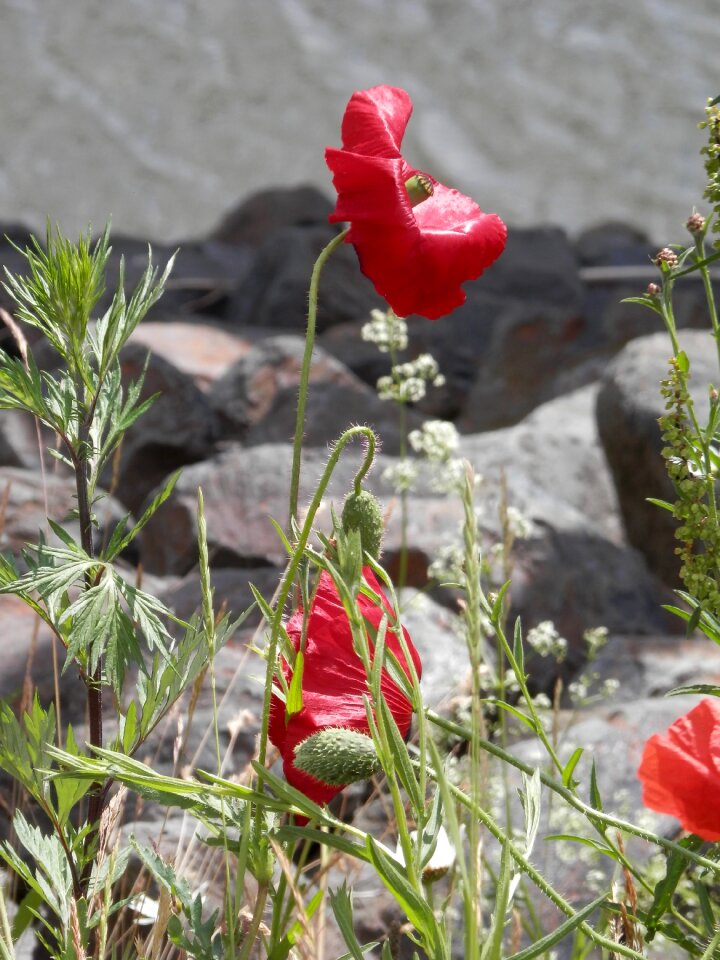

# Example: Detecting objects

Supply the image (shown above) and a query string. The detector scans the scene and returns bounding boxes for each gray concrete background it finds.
[2,0,718,243]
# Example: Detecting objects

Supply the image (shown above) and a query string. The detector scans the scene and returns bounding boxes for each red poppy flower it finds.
[325,85,507,321]
[268,566,421,805]
[637,698,720,841]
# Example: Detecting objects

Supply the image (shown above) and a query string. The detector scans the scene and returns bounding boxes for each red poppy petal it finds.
[347,205,506,320]
[638,699,720,841]
[340,86,412,159]
[325,150,412,226]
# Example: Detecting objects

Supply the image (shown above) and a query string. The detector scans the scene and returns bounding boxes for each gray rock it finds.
[227,224,382,333]
[139,442,369,575]
[461,383,623,544]
[209,185,334,247]
[111,341,220,512]
[208,334,422,452]
[591,633,720,702]
[596,330,718,585]
[0,465,125,558]
[128,320,255,392]
[0,408,49,470]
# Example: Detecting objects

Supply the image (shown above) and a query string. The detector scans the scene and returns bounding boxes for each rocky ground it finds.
[2,188,720,955]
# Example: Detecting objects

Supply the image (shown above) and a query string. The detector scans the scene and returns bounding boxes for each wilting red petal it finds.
[268,567,421,806]
[325,85,507,320]
[339,85,412,159]
[638,698,720,841]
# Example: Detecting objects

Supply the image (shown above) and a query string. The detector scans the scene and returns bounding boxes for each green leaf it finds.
[419,789,443,870]
[286,649,305,716]
[103,469,181,561]
[481,841,512,960]
[130,837,193,910]
[247,761,335,824]
[366,836,436,941]
[589,759,603,811]
[53,725,92,825]
[543,834,619,859]
[562,747,584,787]
[0,695,57,807]
[507,893,608,960]
[482,699,538,734]
[668,684,720,698]
[513,617,525,677]
[275,825,370,863]
[491,581,511,623]
[378,695,422,812]
[644,835,705,941]
[120,700,138,755]
[329,884,365,960]
[10,885,44,942]
[2,810,73,929]
[646,497,675,512]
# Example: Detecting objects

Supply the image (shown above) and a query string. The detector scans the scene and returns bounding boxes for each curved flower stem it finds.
[426,709,720,876]
[288,226,350,530]
[256,426,378,801]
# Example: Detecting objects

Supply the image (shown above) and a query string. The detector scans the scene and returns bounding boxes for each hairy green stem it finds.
[288,227,350,529]
[700,924,720,960]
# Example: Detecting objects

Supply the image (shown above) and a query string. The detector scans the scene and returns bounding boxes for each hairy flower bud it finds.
[341,488,384,560]
[653,247,678,269]
[646,282,660,297]
[686,212,706,233]
[293,728,381,786]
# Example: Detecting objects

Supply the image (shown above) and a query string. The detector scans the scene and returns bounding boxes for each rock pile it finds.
[1,188,718,950]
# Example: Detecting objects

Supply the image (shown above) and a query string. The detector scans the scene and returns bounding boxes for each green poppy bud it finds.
[341,489,384,561]
[293,728,381,786]
[405,173,434,208]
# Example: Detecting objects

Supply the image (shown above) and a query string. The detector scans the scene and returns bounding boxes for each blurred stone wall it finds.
[2,0,718,242]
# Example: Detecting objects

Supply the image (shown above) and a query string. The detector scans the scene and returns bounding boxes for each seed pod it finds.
[294,728,381,786]
[341,488,384,560]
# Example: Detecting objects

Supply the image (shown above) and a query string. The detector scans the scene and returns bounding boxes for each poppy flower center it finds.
[405,173,434,208]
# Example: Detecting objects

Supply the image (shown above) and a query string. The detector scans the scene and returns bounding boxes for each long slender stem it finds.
[73,398,106,886]
[288,227,350,529]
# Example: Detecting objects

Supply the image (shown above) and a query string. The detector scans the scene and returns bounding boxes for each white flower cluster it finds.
[360,308,408,353]
[568,672,620,707]
[409,420,460,461]
[377,353,445,403]
[505,505,535,541]
[583,625,609,659]
[525,620,568,662]
[381,458,419,493]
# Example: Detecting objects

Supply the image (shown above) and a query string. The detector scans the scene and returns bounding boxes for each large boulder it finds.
[139,443,368,575]
[111,342,221,512]
[208,185,334,247]
[225,224,382,332]
[596,330,717,585]
[128,320,259,392]
[0,465,126,558]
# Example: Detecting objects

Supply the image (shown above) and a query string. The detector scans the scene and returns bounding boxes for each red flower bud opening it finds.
[268,567,422,806]
[325,85,507,321]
